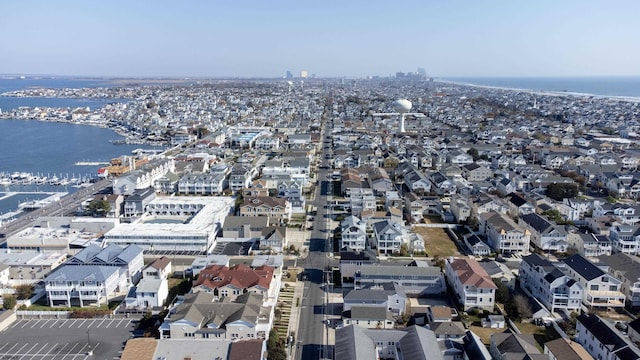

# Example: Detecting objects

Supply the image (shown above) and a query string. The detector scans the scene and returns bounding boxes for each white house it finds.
[125,257,172,310]
[519,254,583,312]
[480,212,531,255]
[340,216,368,252]
[576,313,640,360]
[563,254,625,309]
[445,257,497,311]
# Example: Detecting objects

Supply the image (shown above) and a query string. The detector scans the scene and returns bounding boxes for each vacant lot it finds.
[469,325,506,345]
[515,321,562,351]
[413,226,460,258]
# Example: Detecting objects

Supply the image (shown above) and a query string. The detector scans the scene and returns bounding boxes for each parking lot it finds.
[0,318,134,359]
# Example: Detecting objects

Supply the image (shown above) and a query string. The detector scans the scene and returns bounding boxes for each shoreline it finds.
[0,116,166,147]
[435,79,640,103]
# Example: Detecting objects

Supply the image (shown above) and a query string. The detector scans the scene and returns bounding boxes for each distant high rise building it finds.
[286,70,293,79]
[395,72,405,79]
[300,70,308,78]
[417,67,426,76]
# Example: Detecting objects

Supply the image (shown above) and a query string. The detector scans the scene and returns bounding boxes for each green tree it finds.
[2,294,16,310]
[267,329,287,360]
[15,284,34,300]
[546,183,579,201]
[467,148,480,161]
[88,198,111,216]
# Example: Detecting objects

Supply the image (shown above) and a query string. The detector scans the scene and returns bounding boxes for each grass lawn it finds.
[423,215,445,224]
[283,268,299,283]
[469,325,507,345]
[413,226,460,258]
[515,321,562,351]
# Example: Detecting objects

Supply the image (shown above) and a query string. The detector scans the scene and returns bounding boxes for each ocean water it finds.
[442,76,640,98]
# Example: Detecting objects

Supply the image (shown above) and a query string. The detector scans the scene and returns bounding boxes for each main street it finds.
[294,122,339,360]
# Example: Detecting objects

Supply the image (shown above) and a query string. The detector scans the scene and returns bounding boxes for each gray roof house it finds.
[335,325,444,360]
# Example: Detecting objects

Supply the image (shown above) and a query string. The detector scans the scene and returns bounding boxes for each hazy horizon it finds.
[2,0,639,78]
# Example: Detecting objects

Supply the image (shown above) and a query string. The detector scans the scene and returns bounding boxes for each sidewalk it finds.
[288,280,305,360]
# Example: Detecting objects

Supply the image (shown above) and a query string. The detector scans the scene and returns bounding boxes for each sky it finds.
[1,0,639,78]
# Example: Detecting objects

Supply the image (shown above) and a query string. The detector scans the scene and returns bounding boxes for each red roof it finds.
[450,258,497,289]
[194,264,274,292]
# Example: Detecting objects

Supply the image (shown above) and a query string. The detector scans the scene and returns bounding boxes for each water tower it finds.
[372,98,422,134]
[393,99,412,133]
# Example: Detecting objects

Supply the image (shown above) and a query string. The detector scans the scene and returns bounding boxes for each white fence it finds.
[16,310,69,318]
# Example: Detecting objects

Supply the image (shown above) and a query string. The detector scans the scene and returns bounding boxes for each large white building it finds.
[103,196,234,254]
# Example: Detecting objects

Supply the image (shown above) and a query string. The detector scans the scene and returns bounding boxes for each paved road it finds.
[295,123,337,360]
[0,178,111,241]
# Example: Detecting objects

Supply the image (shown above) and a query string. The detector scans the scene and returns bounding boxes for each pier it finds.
[74,161,109,166]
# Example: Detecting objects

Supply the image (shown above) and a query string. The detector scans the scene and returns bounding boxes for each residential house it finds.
[239,196,291,222]
[445,257,497,311]
[563,254,625,309]
[447,151,473,166]
[519,254,583,312]
[480,211,531,255]
[576,313,640,360]
[354,264,445,297]
[427,306,454,323]
[162,291,272,340]
[222,216,269,239]
[229,165,254,192]
[45,266,122,307]
[125,256,171,310]
[489,332,545,360]
[464,234,491,256]
[607,173,640,199]
[113,158,174,196]
[608,223,640,255]
[339,251,377,283]
[123,188,156,218]
[520,213,569,252]
[594,203,640,224]
[92,194,124,218]
[340,216,368,252]
[349,188,377,218]
[449,195,471,223]
[462,163,493,182]
[342,306,395,329]
[259,226,288,253]
[191,264,275,304]
[430,171,457,196]
[496,177,516,196]
[371,220,407,255]
[154,171,180,194]
[177,173,227,195]
[189,255,230,277]
[544,338,593,360]
[506,193,536,216]
[343,285,407,315]
[567,231,612,258]
[597,252,640,307]
[334,325,444,360]
[65,244,144,284]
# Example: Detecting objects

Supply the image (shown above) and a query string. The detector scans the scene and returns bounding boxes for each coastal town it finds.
[2,77,640,360]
